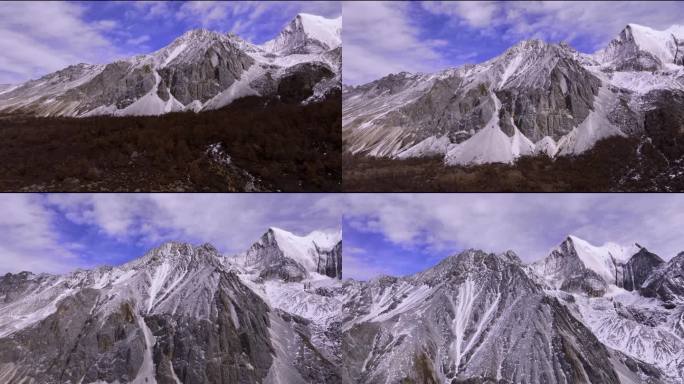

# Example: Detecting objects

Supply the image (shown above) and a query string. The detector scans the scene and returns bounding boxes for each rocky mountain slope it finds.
[343,23,684,165]
[338,235,683,384]
[2,230,682,383]
[0,227,343,384]
[0,13,341,117]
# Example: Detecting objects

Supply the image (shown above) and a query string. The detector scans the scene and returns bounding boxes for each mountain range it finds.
[0,227,342,384]
[1,231,682,383]
[343,23,684,165]
[0,13,341,117]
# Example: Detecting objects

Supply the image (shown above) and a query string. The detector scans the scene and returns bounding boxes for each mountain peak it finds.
[263,13,341,55]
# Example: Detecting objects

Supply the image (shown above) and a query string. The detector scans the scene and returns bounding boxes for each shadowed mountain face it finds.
[1,232,682,383]
[343,23,684,167]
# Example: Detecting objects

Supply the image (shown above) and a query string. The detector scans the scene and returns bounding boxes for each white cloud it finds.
[0,1,122,84]
[316,194,684,274]
[126,35,151,46]
[132,1,173,20]
[346,1,684,84]
[0,195,79,274]
[342,1,446,85]
[176,1,341,42]
[46,194,341,256]
[423,1,501,28]
[422,1,684,49]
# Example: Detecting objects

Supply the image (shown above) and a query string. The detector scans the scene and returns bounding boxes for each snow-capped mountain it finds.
[235,227,342,281]
[531,236,684,382]
[0,13,341,117]
[338,235,684,383]
[343,23,684,165]
[2,230,682,383]
[263,13,342,55]
[0,228,344,384]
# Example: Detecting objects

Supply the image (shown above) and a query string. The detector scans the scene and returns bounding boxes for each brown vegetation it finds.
[343,136,684,192]
[0,95,341,192]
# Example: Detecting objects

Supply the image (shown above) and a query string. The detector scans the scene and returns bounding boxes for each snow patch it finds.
[131,315,156,384]
[445,93,535,165]
[556,84,625,156]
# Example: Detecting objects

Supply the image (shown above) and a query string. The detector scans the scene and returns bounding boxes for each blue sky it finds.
[0,194,341,274]
[1,194,683,280]
[0,1,341,84]
[339,194,684,279]
[343,1,684,85]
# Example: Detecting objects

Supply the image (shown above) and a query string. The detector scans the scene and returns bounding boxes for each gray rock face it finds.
[495,53,601,141]
[341,250,627,384]
[600,25,664,71]
[0,271,55,304]
[622,248,665,291]
[156,32,255,105]
[560,268,608,297]
[343,40,603,158]
[145,273,274,384]
[316,241,342,279]
[642,252,684,304]
[67,61,158,112]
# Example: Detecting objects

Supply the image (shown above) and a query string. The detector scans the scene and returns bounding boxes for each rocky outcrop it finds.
[316,240,342,279]
[496,52,601,141]
[65,61,158,112]
[560,268,608,297]
[641,252,684,304]
[277,62,335,104]
[622,248,665,291]
[643,89,684,160]
[156,31,255,105]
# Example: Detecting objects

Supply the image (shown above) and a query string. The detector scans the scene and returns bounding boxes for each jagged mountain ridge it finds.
[0,13,341,117]
[235,227,343,281]
[339,235,684,384]
[2,230,683,383]
[343,23,684,165]
[0,227,344,384]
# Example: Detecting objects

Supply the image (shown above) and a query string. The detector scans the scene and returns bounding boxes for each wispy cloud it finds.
[0,194,341,275]
[326,194,684,279]
[175,1,340,42]
[344,1,684,85]
[0,195,79,274]
[0,1,341,84]
[342,1,446,85]
[0,1,122,83]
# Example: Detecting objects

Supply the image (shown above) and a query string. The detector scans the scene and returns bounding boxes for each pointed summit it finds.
[598,23,684,70]
[237,227,342,281]
[262,13,341,55]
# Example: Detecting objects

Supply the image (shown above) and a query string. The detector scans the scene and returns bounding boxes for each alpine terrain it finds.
[0,13,341,116]
[0,226,343,384]
[340,235,684,384]
[343,23,684,190]
[2,229,683,383]
[0,13,342,192]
